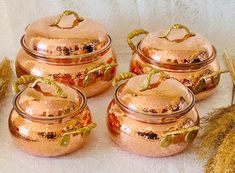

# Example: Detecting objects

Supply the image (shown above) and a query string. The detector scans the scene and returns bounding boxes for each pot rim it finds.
[113,82,196,123]
[136,41,217,71]
[13,85,87,122]
[20,34,112,64]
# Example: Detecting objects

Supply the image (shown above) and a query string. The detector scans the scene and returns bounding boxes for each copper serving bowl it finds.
[107,72,199,157]
[16,10,117,98]
[128,24,225,101]
[9,75,96,157]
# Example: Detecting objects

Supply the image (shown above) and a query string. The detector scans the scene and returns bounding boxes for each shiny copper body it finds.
[16,36,117,98]
[15,10,117,98]
[128,25,221,101]
[107,76,199,157]
[9,88,93,157]
[130,47,220,101]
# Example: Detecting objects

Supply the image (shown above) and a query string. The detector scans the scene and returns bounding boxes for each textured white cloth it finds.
[0,0,234,173]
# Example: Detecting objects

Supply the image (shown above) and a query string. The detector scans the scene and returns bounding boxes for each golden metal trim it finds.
[50,10,84,29]
[127,29,148,51]
[159,24,195,43]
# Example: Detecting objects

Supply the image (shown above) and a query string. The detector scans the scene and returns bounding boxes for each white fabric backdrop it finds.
[0,0,234,173]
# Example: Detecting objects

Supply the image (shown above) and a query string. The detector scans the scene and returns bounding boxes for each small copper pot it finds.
[9,76,96,157]
[107,72,199,157]
[128,24,226,101]
[16,10,117,98]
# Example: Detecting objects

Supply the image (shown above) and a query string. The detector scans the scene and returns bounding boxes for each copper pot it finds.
[107,72,199,157]
[9,75,96,156]
[128,24,226,101]
[16,10,117,98]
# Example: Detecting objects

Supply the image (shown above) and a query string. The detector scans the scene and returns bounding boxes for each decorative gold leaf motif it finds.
[103,66,113,81]
[192,78,205,94]
[83,63,117,87]
[192,70,227,94]
[184,130,198,142]
[160,135,171,148]
[83,72,94,87]
[61,123,97,146]
[60,135,70,147]
[160,126,199,148]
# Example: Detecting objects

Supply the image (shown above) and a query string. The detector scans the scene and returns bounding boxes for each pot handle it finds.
[50,10,84,29]
[127,29,149,51]
[83,63,118,87]
[30,78,68,98]
[112,72,136,86]
[141,69,170,91]
[159,24,195,43]
[160,126,199,148]
[12,75,37,93]
[192,69,228,94]
[61,122,97,146]
[12,75,67,98]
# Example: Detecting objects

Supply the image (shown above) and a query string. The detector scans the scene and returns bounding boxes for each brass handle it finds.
[192,69,228,94]
[141,69,170,91]
[50,10,84,29]
[12,75,37,93]
[61,122,97,146]
[83,63,118,87]
[12,75,67,98]
[159,24,195,43]
[160,126,199,148]
[201,69,228,81]
[30,78,68,98]
[127,29,148,51]
[112,72,136,87]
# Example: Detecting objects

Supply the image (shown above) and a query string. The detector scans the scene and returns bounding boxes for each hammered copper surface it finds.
[15,10,117,98]
[128,24,221,101]
[9,80,95,157]
[107,74,199,157]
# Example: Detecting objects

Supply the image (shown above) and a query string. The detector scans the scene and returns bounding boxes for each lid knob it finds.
[50,10,84,29]
[140,69,170,91]
[159,24,195,43]
[13,75,67,98]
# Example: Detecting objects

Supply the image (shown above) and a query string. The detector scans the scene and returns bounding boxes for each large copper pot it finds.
[16,10,117,98]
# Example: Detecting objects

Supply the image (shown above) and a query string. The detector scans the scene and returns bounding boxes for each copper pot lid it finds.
[128,24,214,66]
[114,72,195,118]
[22,10,109,57]
[13,76,85,120]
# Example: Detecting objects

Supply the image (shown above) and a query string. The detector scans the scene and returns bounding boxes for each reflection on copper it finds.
[107,74,199,157]
[9,81,95,157]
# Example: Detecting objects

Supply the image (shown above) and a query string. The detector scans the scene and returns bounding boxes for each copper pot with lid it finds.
[107,71,199,157]
[9,75,96,156]
[128,24,226,101]
[16,10,117,98]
